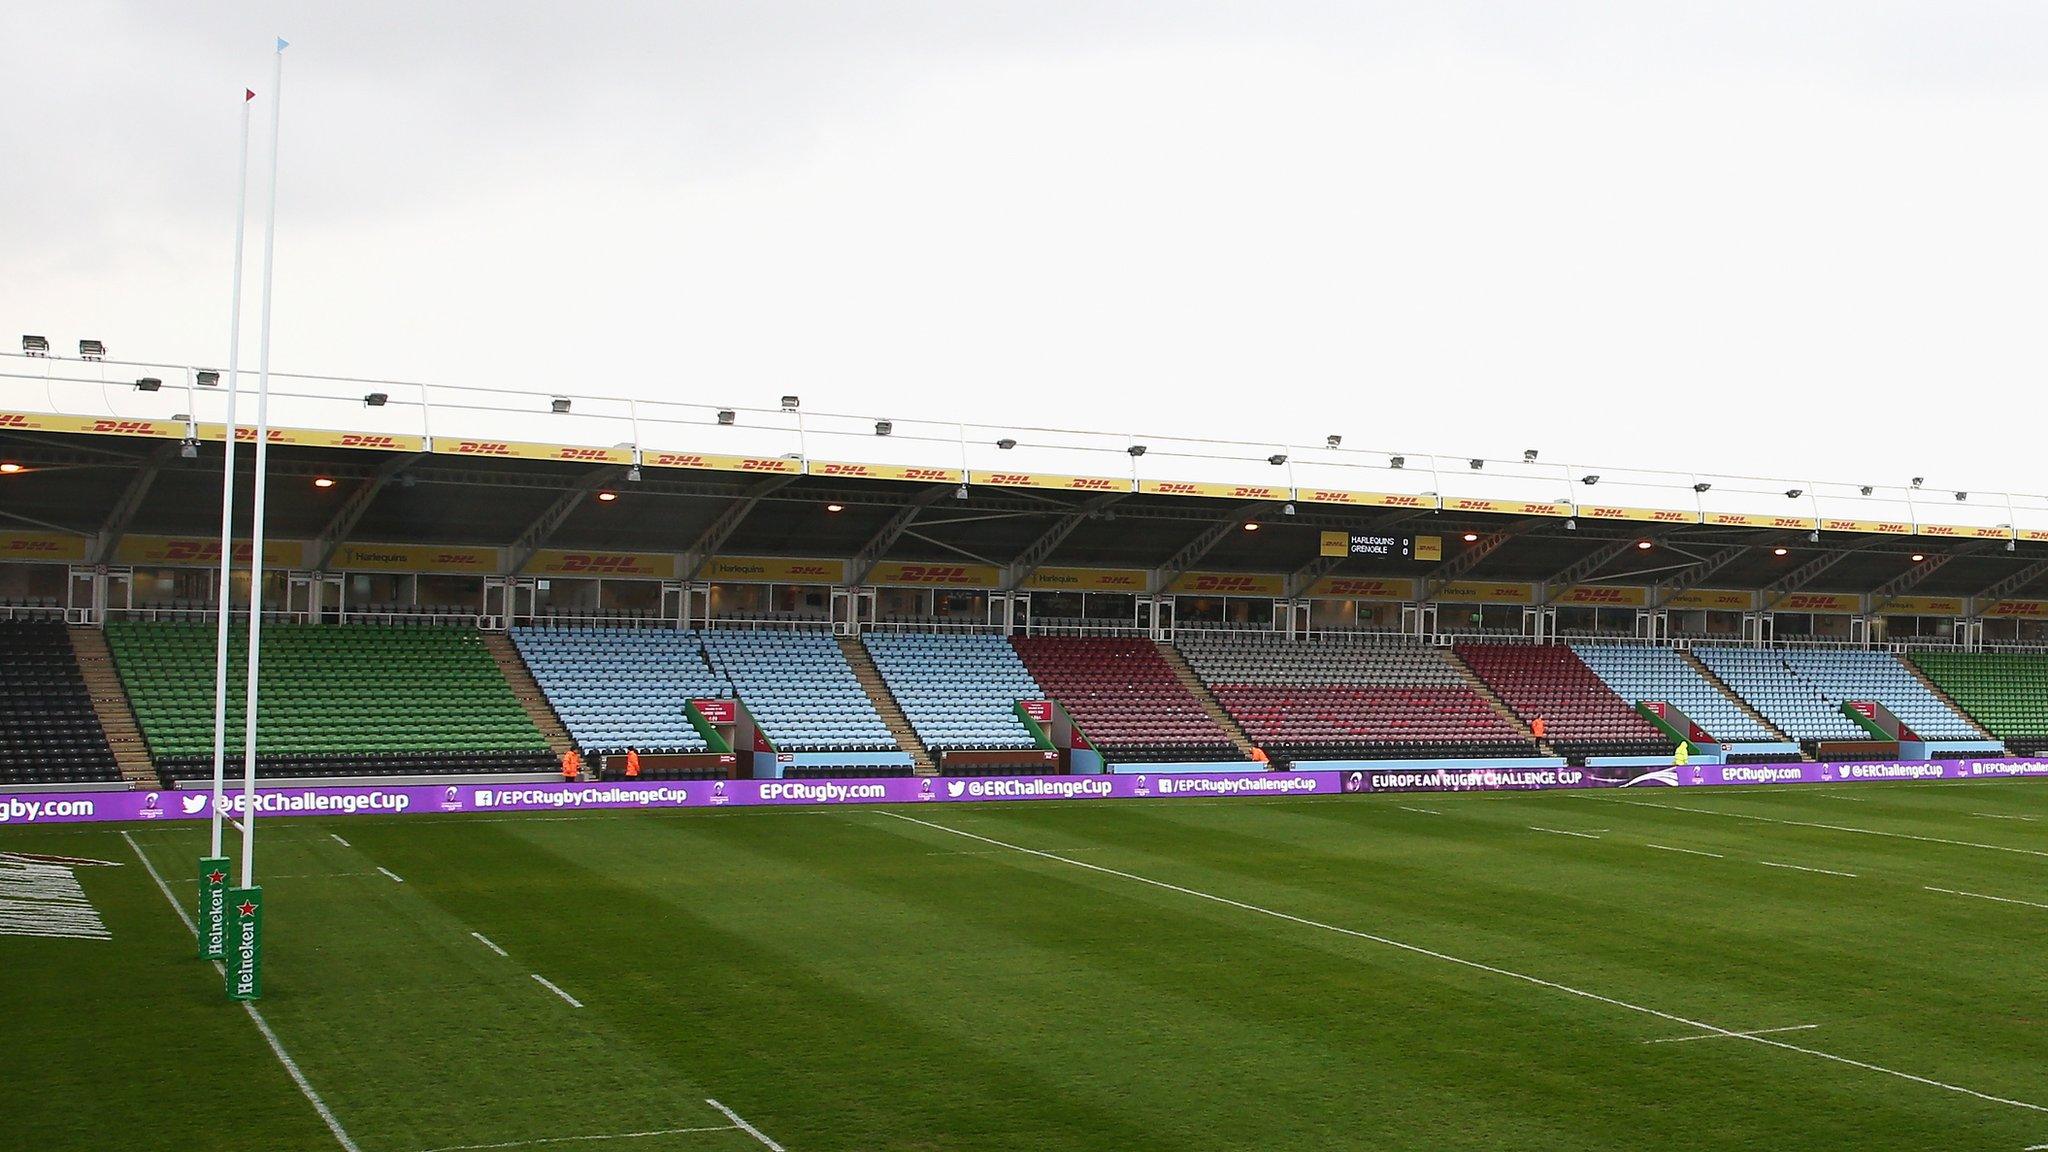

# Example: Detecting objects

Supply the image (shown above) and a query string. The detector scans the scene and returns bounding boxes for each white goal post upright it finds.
[229,36,287,1002]
[198,87,254,963]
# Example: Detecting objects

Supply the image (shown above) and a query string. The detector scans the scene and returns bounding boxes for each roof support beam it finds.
[847,484,958,585]
[1648,533,1799,609]
[1758,548,1861,611]
[1866,552,1959,615]
[1537,532,1669,606]
[678,474,798,581]
[1969,554,2048,609]
[309,452,423,571]
[1002,493,1127,591]
[89,442,180,565]
[1150,501,1280,595]
[1420,517,1546,602]
[503,465,628,576]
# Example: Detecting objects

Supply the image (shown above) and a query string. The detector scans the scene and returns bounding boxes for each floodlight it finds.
[180,438,198,459]
[1267,454,1287,466]
[135,377,162,392]
[1127,445,1146,457]
[874,421,892,437]
[716,410,736,425]
[1282,502,1295,515]
[1325,435,1342,449]
[781,395,800,411]
[1911,477,1924,488]
[550,397,572,414]
[196,370,220,387]
[1785,488,1802,499]
[79,339,104,360]
[1581,474,1600,485]
[1389,456,1405,470]
[363,392,388,407]
[1523,449,1539,463]
[1859,485,1874,496]
[996,438,1016,450]
[1693,482,1711,493]
[626,466,641,482]
[1469,458,1484,470]
[21,335,47,356]
[1955,491,1968,501]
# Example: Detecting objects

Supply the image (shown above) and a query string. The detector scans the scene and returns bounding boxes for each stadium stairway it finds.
[836,636,935,774]
[1155,642,1261,760]
[1898,656,1999,741]
[1444,652,1549,754]
[67,626,156,787]
[482,632,575,757]
[1677,649,1798,749]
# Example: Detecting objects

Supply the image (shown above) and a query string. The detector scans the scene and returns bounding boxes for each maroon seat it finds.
[1011,637,1238,762]
[1451,643,1668,755]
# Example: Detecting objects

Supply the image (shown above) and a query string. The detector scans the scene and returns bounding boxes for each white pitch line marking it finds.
[1529,826,1601,839]
[531,973,583,1008]
[471,931,510,957]
[415,1124,740,1152]
[375,866,405,884]
[1925,887,2048,912]
[1398,806,1443,815]
[705,1099,786,1152]
[1759,860,1858,878]
[1974,813,2038,822]
[880,811,2048,1117]
[1592,797,2048,859]
[1644,843,1725,859]
[330,833,351,847]
[121,832,363,1152]
[1645,1023,1820,1045]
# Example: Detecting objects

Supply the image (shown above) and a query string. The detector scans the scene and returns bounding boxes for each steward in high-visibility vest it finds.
[624,748,641,778]
[1673,742,1691,767]
[561,749,582,781]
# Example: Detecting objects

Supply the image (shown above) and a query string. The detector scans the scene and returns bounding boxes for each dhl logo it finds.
[159,541,228,562]
[1564,587,1633,603]
[1647,510,1689,522]
[985,473,1035,485]
[452,441,513,456]
[1990,600,2048,616]
[230,428,286,442]
[337,434,402,449]
[434,553,487,565]
[1230,486,1279,498]
[819,463,872,475]
[0,414,30,427]
[1922,525,1961,536]
[899,468,951,480]
[556,554,651,574]
[1778,594,1854,610]
[556,447,611,461]
[891,565,972,583]
[90,419,162,435]
[1185,576,1261,592]
[649,453,709,467]
[739,458,785,471]
[1071,478,1117,490]
[1322,580,1406,596]
[1153,483,1202,495]
[1448,499,1496,511]
[2,540,60,553]
[1305,490,1357,503]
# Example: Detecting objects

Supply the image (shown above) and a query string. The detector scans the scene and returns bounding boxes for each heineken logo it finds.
[236,900,257,917]
[208,870,226,885]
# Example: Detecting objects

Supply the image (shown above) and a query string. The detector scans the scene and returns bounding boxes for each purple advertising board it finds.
[0,758,2043,827]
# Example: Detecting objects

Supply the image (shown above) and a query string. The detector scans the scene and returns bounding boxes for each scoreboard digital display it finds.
[1320,531,1441,561]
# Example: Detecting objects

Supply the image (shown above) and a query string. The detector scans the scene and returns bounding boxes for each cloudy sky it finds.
[4,2,2045,506]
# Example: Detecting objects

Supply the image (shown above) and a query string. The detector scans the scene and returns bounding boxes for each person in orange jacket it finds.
[624,747,641,779]
[561,748,581,782]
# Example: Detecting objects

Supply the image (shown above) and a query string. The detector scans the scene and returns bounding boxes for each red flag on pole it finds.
[245,89,255,101]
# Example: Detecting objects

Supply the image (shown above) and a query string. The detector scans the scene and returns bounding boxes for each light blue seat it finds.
[863,632,1045,752]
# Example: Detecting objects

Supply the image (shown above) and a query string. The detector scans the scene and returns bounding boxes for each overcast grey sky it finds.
[4,2,2045,498]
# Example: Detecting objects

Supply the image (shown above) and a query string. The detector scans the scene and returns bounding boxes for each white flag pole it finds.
[239,38,287,890]
[210,89,254,862]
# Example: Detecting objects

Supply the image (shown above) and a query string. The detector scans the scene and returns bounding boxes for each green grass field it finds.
[4,781,2046,1151]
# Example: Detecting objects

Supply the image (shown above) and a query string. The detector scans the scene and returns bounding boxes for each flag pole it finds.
[230,36,287,1002]
[199,87,255,961]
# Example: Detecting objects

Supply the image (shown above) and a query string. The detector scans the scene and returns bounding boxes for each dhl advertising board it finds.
[1917,523,2014,541]
[332,542,499,574]
[115,535,304,568]
[809,462,964,483]
[1666,588,1755,611]
[1984,599,2048,619]
[865,561,1002,588]
[434,440,634,465]
[1022,567,1147,592]
[0,531,87,563]
[1440,498,1572,517]
[1168,571,1286,597]
[1138,480,1289,500]
[524,550,677,579]
[1708,512,1818,530]
[1552,585,1649,608]
[195,424,426,452]
[1304,576,1418,601]
[973,472,1131,494]
[1577,506,1698,525]
[1772,592,1863,614]
[1434,581,1535,605]
[707,556,848,584]
[1295,489,1438,510]
[641,451,802,475]
[0,411,188,440]
[1819,518,1914,536]
[1881,595,1964,616]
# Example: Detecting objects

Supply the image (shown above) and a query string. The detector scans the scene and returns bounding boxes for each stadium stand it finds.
[0,619,120,785]
[1907,651,2048,752]
[861,632,1045,753]
[1176,632,1535,762]
[1694,646,1983,745]
[1569,642,1778,743]
[700,630,896,754]
[1011,636,1240,762]
[511,626,730,756]
[1452,643,1670,757]
[107,622,555,782]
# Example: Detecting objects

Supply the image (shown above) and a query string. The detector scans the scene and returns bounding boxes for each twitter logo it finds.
[180,795,210,815]
[945,781,966,798]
